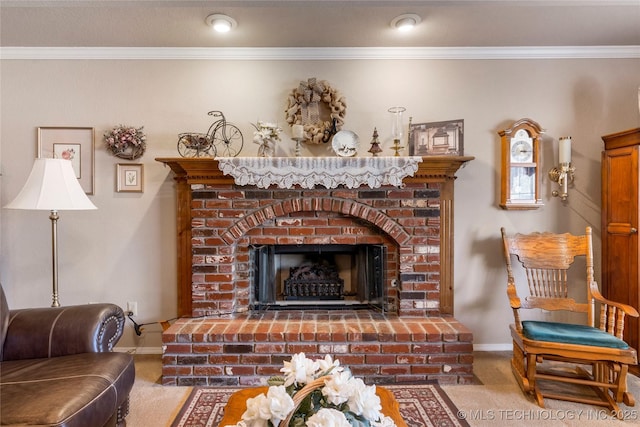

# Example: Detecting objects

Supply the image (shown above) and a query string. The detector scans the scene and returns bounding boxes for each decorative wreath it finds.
[104,125,146,160]
[285,78,347,144]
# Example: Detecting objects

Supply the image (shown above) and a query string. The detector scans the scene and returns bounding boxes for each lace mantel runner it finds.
[216,156,423,189]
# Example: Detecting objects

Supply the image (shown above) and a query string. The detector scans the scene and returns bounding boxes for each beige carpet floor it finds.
[127,351,640,426]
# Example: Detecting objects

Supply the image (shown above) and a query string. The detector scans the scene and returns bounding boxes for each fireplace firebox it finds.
[252,244,386,310]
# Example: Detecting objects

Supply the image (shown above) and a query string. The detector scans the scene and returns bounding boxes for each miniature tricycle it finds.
[177,110,244,157]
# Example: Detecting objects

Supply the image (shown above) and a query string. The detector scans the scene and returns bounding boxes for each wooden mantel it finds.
[156,156,473,185]
[156,156,473,317]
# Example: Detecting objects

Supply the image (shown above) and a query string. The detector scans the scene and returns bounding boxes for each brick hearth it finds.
[157,156,474,386]
[162,311,474,386]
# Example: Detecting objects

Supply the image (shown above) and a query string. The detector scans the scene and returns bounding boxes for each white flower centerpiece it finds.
[226,352,397,427]
[252,121,282,157]
[104,125,146,160]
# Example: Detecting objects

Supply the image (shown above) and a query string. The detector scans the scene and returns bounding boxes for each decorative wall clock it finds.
[498,118,545,210]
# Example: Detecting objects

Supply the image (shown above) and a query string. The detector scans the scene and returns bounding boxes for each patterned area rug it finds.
[170,383,470,427]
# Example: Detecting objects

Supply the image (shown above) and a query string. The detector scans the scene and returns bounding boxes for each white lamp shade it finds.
[5,158,97,211]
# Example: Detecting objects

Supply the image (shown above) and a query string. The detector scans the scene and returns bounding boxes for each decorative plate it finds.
[332,130,359,157]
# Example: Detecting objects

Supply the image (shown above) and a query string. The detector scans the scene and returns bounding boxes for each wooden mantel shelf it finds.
[155,156,474,185]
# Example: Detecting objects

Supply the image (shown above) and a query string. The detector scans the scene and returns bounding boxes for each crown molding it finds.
[3,1,638,5]
[1,46,639,60]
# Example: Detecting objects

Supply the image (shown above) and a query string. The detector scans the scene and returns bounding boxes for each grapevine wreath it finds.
[285,78,347,144]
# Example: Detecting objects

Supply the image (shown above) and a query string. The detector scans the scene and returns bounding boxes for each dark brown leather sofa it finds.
[0,284,135,427]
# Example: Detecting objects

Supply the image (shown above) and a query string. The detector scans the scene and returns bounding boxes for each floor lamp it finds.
[5,158,97,307]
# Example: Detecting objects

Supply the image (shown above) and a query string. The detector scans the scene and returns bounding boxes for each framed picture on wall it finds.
[409,119,464,156]
[116,163,144,193]
[38,127,95,194]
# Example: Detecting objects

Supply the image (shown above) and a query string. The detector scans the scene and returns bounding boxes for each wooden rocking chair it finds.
[501,226,638,416]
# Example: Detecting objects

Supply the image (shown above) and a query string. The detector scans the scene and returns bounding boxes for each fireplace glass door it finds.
[252,244,386,311]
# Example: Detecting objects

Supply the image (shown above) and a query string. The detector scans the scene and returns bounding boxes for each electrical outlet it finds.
[127,301,138,316]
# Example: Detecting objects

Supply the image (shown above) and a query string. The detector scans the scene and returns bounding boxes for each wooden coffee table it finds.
[218,385,407,427]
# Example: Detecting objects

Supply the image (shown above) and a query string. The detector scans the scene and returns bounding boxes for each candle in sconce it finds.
[292,124,304,140]
[559,136,572,164]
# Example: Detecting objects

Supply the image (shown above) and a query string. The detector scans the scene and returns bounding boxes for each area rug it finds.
[170,383,470,427]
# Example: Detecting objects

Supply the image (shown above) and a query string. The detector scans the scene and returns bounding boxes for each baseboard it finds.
[114,346,163,355]
[473,343,512,352]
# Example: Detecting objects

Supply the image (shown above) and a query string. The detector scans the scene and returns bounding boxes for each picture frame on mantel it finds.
[409,119,464,156]
[38,126,95,194]
[116,163,144,193]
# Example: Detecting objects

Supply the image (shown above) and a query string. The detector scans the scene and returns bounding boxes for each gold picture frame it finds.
[38,127,95,194]
[116,163,144,193]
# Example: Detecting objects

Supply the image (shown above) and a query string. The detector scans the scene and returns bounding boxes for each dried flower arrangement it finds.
[252,121,282,157]
[104,125,146,160]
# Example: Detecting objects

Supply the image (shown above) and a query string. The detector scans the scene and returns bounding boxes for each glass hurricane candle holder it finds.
[388,106,406,156]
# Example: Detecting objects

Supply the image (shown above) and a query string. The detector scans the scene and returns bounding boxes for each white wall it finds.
[1,55,639,352]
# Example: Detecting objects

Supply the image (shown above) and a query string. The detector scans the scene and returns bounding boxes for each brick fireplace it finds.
[157,156,474,386]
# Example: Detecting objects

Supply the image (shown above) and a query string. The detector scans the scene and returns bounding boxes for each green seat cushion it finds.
[522,320,629,349]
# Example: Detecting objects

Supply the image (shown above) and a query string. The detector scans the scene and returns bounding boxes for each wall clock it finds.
[498,118,545,210]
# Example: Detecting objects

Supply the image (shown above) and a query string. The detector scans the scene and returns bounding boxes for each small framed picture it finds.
[38,127,95,194]
[409,119,464,156]
[116,163,144,193]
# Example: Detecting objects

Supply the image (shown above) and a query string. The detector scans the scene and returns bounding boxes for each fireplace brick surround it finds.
[157,156,474,385]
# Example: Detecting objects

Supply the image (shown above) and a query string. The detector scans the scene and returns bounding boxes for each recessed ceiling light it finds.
[390,14,421,32]
[205,14,237,33]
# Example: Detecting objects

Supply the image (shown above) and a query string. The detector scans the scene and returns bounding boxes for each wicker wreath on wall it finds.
[285,78,347,144]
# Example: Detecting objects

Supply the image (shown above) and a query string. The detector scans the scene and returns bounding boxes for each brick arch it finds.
[220,196,411,245]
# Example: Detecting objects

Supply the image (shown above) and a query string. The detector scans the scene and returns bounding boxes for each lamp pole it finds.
[50,210,60,307]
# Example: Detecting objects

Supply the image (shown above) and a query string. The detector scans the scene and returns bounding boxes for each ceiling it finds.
[1,1,639,49]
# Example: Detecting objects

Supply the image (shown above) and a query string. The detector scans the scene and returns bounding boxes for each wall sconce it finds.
[205,14,237,33]
[548,136,575,201]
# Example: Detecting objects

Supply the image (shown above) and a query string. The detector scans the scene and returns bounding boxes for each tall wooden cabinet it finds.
[601,128,640,362]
